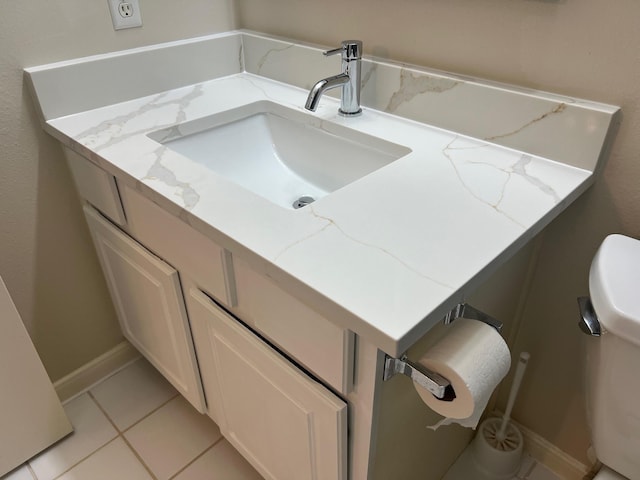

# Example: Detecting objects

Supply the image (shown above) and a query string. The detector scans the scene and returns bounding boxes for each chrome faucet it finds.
[305,40,362,116]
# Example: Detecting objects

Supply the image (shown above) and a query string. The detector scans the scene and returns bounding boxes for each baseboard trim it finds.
[515,420,591,480]
[54,341,140,402]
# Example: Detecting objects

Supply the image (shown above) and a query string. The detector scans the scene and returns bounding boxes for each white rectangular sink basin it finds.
[148,101,411,210]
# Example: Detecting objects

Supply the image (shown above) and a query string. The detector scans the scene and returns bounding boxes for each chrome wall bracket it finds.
[382,303,503,400]
[382,355,455,400]
[443,303,503,332]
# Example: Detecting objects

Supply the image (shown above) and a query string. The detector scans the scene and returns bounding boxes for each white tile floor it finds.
[2,357,566,480]
[2,358,264,480]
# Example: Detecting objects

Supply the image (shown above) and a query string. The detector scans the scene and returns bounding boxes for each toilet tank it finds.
[587,234,640,479]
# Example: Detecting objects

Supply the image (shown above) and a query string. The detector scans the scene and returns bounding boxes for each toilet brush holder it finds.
[471,351,529,479]
[471,417,524,479]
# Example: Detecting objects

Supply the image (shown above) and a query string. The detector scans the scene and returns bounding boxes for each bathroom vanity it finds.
[25,31,619,480]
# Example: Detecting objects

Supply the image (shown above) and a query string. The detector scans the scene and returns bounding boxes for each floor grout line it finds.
[46,386,170,480]
[24,361,232,480]
[87,388,178,480]
[87,387,162,480]
[49,438,120,480]
[88,385,179,435]
[50,393,122,479]
[26,464,37,480]
[30,392,118,480]
[120,392,180,435]
[166,436,226,480]
[87,391,122,434]
[120,433,159,480]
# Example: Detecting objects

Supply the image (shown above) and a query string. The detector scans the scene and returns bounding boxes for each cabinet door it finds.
[186,288,347,480]
[83,205,205,412]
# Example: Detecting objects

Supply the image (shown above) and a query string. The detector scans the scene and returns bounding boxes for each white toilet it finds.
[582,234,640,480]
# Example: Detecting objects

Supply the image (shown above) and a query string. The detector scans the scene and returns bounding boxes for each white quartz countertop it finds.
[43,72,594,355]
[26,31,619,356]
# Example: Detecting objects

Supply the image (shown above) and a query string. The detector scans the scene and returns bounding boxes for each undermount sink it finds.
[148,101,411,210]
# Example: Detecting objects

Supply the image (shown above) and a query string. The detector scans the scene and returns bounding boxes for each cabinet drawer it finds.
[232,257,354,394]
[83,205,206,412]
[186,288,347,480]
[64,148,126,226]
[119,185,232,306]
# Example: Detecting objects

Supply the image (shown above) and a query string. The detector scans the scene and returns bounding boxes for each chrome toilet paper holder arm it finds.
[382,303,503,400]
[383,355,455,400]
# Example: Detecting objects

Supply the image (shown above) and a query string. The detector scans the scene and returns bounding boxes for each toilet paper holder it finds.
[382,303,503,400]
[383,355,456,400]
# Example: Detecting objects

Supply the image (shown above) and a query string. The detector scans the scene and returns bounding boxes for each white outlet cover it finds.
[108,0,142,30]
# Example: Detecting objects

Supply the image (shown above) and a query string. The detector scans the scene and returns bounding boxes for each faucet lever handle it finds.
[323,47,343,57]
[323,40,362,60]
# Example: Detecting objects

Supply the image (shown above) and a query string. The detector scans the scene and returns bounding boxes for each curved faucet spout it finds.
[305,40,363,116]
[305,73,350,112]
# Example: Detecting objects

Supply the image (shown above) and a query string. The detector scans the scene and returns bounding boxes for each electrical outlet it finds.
[118,2,133,17]
[108,0,142,30]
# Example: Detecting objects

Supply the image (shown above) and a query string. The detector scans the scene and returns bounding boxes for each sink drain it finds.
[292,195,315,209]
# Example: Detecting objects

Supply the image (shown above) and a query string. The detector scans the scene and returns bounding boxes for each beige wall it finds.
[235,0,640,467]
[0,0,236,381]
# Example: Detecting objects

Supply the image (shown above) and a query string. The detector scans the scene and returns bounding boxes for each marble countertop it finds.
[26,31,619,356]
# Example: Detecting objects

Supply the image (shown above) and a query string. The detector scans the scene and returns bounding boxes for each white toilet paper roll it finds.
[414,318,511,429]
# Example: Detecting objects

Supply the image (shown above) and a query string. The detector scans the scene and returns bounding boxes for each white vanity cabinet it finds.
[186,288,348,480]
[83,205,206,412]
[67,150,357,480]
